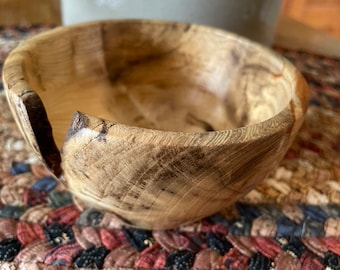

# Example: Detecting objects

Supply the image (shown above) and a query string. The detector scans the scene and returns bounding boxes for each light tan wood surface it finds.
[3,20,309,229]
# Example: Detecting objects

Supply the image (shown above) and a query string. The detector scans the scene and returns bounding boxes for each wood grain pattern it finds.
[3,20,309,229]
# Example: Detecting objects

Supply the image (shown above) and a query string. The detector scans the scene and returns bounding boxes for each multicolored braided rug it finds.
[0,25,339,269]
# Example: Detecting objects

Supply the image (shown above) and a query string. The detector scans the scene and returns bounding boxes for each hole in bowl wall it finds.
[23,21,291,148]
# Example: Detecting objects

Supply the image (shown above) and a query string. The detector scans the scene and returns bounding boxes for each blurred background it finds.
[281,0,340,38]
[0,0,339,39]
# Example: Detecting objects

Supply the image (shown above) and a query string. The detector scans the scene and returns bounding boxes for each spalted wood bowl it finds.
[3,20,309,229]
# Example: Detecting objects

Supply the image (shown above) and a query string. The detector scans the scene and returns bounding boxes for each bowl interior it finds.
[20,21,291,148]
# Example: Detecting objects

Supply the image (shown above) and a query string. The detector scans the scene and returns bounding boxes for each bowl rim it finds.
[3,19,310,149]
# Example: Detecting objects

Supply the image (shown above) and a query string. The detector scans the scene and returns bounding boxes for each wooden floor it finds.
[0,0,339,39]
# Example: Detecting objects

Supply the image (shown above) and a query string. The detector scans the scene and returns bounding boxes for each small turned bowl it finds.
[3,20,309,229]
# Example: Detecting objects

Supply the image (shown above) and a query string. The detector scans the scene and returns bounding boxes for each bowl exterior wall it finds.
[61,110,294,229]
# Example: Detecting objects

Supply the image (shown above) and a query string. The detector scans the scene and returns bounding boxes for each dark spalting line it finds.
[95,119,111,142]
[230,49,241,67]
[104,27,191,83]
[108,50,177,83]
[285,102,296,135]
[290,101,296,119]
[125,147,187,199]
[239,78,249,127]
[18,89,35,97]
[167,22,191,30]
[186,113,215,131]
[64,111,89,142]
[226,131,283,186]
[186,146,206,160]
[79,169,90,180]
[112,212,135,226]
[182,23,191,32]
[24,50,47,92]
[150,146,209,192]
[21,91,62,177]
[141,204,151,210]
[241,64,276,76]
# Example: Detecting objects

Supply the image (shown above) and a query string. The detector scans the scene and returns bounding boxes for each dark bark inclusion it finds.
[22,91,62,177]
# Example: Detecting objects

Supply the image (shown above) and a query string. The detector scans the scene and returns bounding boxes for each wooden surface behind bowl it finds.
[3,20,309,229]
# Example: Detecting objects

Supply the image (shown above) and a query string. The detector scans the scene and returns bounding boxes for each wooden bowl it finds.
[3,20,309,229]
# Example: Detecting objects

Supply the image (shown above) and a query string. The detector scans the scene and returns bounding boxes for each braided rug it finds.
[0,25,339,269]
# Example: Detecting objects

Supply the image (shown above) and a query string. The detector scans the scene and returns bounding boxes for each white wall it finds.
[61,0,282,45]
